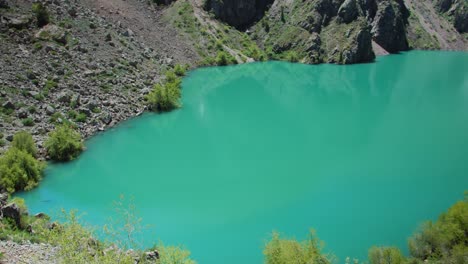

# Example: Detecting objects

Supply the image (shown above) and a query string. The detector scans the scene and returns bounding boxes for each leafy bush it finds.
[174,64,187,76]
[154,243,196,264]
[21,118,34,127]
[368,246,404,264]
[75,112,87,123]
[146,70,182,112]
[216,51,231,66]
[0,147,44,193]
[45,125,84,162]
[408,193,468,263]
[32,3,49,27]
[12,131,37,157]
[263,230,330,264]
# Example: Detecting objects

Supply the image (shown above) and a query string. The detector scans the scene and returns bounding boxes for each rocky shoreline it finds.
[0,0,198,158]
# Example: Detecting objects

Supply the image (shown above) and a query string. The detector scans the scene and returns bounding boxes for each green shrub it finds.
[0,139,5,147]
[75,113,87,123]
[215,51,236,66]
[45,125,84,162]
[32,3,50,27]
[368,246,404,264]
[146,71,182,112]
[263,230,330,264]
[12,131,37,157]
[408,193,468,262]
[0,147,44,193]
[21,117,34,127]
[154,243,196,264]
[174,64,187,76]
[45,79,58,90]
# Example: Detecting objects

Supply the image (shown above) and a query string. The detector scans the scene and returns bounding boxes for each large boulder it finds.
[341,26,375,64]
[35,24,68,45]
[2,203,21,227]
[436,0,468,33]
[5,15,32,29]
[338,0,359,23]
[453,5,467,33]
[204,0,275,29]
[371,0,409,53]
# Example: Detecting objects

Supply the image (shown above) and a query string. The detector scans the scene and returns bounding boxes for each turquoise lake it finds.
[20,51,468,263]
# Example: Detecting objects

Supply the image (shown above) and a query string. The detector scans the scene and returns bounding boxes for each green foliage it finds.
[75,112,87,123]
[32,3,50,27]
[146,70,182,112]
[408,193,468,263]
[263,230,330,264]
[368,247,405,264]
[215,51,237,66]
[21,117,35,127]
[45,125,84,162]
[0,147,44,193]
[154,243,196,264]
[45,79,58,90]
[12,131,37,157]
[174,64,187,77]
[9,197,28,215]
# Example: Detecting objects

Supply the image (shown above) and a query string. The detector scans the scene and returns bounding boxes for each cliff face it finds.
[247,0,415,64]
[204,0,275,30]
[435,0,467,33]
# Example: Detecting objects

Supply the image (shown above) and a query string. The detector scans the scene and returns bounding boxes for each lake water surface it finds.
[20,51,468,263]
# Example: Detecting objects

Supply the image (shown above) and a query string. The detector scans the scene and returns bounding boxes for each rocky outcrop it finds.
[370,0,409,53]
[435,0,467,33]
[204,0,275,29]
[343,25,375,63]
[338,0,359,23]
[153,0,177,5]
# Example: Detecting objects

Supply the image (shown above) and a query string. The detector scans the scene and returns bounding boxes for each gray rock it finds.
[338,0,359,23]
[6,135,13,141]
[46,105,55,115]
[2,101,15,110]
[0,192,8,206]
[17,108,28,118]
[35,24,68,45]
[57,91,71,104]
[2,203,21,227]
[371,1,409,53]
[6,15,32,29]
[99,113,112,125]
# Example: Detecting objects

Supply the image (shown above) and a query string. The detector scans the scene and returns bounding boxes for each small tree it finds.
[263,230,330,264]
[45,125,84,162]
[368,246,404,264]
[32,3,50,27]
[12,131,37,157]
[0,147,44,193]
[146,70,182,112]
